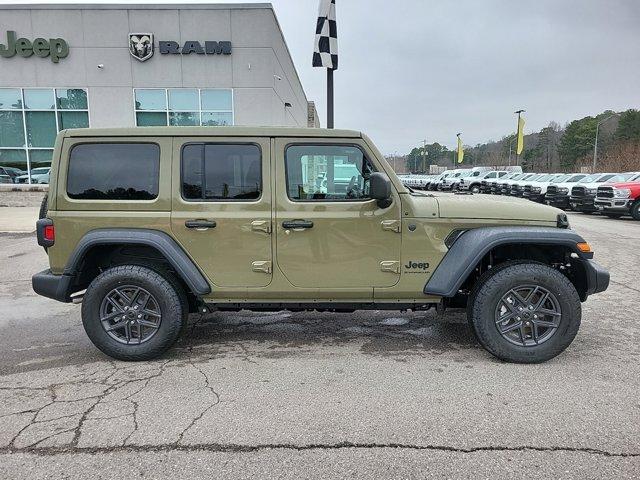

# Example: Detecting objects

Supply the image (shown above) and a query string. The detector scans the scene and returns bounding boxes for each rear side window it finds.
[67,143,160,200]
[182,143,261,201]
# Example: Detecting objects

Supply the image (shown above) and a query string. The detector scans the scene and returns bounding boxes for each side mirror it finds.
[370,172,393,208]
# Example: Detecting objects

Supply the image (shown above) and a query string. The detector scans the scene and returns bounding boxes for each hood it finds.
[605,181,640,188]
[434,193,560,222]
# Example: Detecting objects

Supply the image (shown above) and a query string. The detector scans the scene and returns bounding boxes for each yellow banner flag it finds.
[516,116,525,155]
[457,135,464,163]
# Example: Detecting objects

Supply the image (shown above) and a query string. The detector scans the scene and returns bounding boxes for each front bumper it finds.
[570,195,597,211]
[594,198,632,213]
[578,258,610,300]
[546,194,570,208]
[523,192,545,202]
[32,269,74,302]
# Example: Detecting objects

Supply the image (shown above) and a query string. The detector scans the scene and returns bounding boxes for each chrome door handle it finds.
[185,219,217,229]
[282,220,314,229]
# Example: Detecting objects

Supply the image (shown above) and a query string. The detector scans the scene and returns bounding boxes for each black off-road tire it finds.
[631,201,640,221]
[470,184,481,194]
[81,265,185,361]
[467,262,581,363]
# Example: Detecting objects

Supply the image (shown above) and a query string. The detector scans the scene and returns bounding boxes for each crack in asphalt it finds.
[0,441,636,458]
[609,279,640,294]
[3,361,171,449]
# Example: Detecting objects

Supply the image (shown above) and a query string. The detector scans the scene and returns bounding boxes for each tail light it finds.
[44,224,55,242]
[36,218,55,248]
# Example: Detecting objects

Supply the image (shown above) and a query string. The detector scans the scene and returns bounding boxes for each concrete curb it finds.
[0,184,49,192]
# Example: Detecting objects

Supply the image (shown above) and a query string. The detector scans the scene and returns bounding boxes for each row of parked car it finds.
[398,167,640,220]
[0,166,51,184]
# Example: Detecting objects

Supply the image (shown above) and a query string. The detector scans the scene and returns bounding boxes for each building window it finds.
[134,89,234,128]
[0,88,89,172]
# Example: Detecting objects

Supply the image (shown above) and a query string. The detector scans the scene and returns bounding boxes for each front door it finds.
[274,138,402,289]
[171,137,272,288]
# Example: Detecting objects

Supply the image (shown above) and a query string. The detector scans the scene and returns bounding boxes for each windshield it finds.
[579,174,598,183]
[32,168,49,174]
[595,174,618,183]
[567,174,586,183]
[617,173,637,181]
[535,174,553,182]
[551,174,570,183]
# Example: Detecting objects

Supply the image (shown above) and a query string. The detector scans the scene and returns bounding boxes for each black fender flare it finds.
[423,226,590,297]
[64,228,211,296]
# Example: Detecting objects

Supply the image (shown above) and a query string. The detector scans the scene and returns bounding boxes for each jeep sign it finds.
[0,31,69,63]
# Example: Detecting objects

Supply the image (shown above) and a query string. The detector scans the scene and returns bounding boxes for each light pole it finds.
[514,109,525,166]
[421,139,427,173]
[593,113,620,172]
[508,136,516,166]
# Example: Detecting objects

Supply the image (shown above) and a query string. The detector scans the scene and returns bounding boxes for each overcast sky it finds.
[8,0,640,153]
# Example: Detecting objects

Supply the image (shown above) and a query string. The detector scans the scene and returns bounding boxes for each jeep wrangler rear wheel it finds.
[81,265,185,361]
[468,262,581,363]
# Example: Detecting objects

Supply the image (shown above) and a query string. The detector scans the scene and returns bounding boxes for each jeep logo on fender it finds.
[0,31,69,63]
[404,261,430,270]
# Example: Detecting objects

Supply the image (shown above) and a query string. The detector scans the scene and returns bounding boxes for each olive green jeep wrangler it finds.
[33,127,609,363]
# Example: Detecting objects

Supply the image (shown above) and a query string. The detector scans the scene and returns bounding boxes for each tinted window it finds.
[182,144,261,200]
[67,143,159,200]
[285,144,375,201]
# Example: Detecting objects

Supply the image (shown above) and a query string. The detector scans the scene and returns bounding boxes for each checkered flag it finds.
[313,0,338,70]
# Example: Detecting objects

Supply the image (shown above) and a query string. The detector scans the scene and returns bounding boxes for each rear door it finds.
[170,137,272,288]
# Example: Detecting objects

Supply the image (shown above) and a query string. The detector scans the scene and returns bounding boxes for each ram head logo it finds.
[129,33,154,62]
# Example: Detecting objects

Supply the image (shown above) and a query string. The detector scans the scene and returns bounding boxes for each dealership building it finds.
[0,3,318,175]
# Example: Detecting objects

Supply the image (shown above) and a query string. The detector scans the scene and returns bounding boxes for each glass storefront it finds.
[0,88,89,173]
[134,88,233,127]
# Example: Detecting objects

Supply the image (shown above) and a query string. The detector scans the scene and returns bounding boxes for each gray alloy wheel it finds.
[494,285,561,347]
[99,285,162,344]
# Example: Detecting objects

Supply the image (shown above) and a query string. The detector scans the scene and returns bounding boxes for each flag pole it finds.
[327,68,334,129]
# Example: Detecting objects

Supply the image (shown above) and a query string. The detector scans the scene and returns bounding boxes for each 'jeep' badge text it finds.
[0,31,68,63]
[404,261,430,271]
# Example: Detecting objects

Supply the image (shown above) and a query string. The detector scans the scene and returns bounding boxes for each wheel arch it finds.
[424,226,594,300]
[64,229,211,298]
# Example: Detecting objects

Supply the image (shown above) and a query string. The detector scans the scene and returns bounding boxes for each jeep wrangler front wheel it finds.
[468,262,581,363]
[81,265,186,361]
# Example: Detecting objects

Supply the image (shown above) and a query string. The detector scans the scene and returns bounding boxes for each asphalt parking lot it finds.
[0,212,638,479]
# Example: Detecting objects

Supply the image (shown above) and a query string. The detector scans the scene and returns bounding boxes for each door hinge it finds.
[381,220,401,233]
[251,220,272,234]
[380,261,400,274]
[251,260,272,274]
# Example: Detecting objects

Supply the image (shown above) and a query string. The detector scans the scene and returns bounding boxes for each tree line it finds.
[404,109,640,173]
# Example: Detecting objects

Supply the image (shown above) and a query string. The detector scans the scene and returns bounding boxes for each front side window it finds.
[182,144,261,201]
[67,143,159,200]
[285,144,375,201]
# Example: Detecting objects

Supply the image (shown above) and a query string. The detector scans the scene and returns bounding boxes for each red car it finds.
[595,179,640,219]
